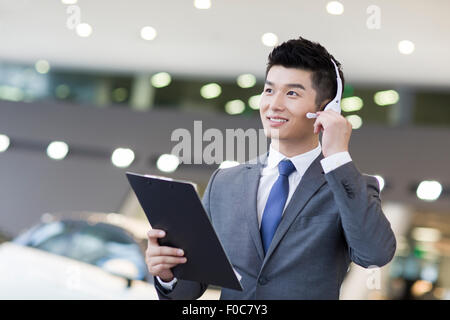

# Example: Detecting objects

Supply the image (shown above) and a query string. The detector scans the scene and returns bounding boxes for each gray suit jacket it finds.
[155,152,396,300]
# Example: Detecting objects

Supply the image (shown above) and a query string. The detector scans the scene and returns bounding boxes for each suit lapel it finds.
[261,152,326,267]
[243,153,267,262]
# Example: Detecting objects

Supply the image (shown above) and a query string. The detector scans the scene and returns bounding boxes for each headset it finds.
[306,58,342,119]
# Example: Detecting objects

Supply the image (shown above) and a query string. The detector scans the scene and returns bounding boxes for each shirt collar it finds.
[266,142,322,177]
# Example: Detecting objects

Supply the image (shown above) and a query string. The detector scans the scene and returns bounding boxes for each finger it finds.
[148,229,166,238]
[150,264,177,274]
[314,124,324,134]
[147,229,166,246]
[321,110,344,121]
[314,122,324,134]
[148,246,184,257]
[315,112,334,127]
[317,111,334,119]
[318,112,347,129]
[313,117,324,133]
[150,256,187,266]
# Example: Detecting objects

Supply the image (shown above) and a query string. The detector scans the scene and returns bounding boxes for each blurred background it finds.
[0,0,449,300]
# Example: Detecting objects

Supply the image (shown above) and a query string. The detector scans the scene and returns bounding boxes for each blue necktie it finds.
[260,159,296,254]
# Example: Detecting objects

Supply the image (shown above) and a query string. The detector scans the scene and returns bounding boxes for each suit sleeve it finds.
[154,168,221,300]
[323,161,396,268]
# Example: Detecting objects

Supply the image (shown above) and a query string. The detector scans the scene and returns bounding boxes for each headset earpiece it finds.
[306,58,342,119]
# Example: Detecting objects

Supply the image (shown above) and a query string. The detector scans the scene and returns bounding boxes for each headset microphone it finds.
[306,59,342,119]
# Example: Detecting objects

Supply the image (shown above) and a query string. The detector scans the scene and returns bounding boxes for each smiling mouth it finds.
[267,116,289,123]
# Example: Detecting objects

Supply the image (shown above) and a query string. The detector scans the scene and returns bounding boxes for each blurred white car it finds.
[0,212,220,300]
[0,212,159,299]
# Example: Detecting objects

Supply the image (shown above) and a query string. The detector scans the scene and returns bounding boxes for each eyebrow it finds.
[265,80,306,91]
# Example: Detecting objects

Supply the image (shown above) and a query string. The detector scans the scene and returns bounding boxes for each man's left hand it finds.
[313,110,352,158]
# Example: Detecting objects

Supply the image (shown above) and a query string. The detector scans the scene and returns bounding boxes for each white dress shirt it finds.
[256,142,351,227]
[158,142,352,290]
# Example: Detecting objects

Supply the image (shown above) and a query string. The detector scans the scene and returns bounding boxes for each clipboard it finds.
[126,172,243,291]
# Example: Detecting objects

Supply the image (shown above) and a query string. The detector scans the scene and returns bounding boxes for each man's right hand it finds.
[145,229,187,282]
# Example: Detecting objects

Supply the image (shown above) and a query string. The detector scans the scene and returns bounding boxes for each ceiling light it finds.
[61,0,77,4]
[326,1,344,15]
[398,40,415,55]
[411,227,442,242]
[248,94,261,110]
[151,72,172,88]
[200,83,221,99]
[236,74,256,88]
[345,115,363,129]
[111,148,135,168]
[194,0,211,9]
[140,26,157,41]
[156,154,180,173]
[374,90,399,106]
[35,60,50,74]
[0,134,10,152]
[261,33,278,47]
[416,180,442,201]
[47,141,69,160]
[76,23,93,37]
[341,96,363,112]
[225,100,245,115]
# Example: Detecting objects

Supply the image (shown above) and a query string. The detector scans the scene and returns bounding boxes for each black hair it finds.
[265,36,345,111]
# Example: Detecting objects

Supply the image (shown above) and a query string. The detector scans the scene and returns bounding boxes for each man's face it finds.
[259,65,319,143]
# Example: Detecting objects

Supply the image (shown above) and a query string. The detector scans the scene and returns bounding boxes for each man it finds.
[145,37,396,299]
